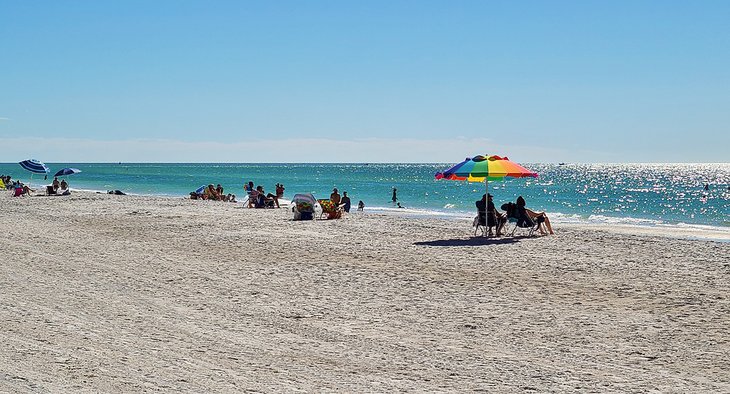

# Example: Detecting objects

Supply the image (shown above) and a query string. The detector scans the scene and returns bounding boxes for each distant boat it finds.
[558,162,566,166]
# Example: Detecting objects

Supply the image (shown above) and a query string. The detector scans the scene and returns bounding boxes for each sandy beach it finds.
[1,191,728,392]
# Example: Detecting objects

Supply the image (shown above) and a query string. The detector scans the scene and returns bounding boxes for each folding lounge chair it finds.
[474,210,506,237]
[508,211,542,236]
[317,199,343,219]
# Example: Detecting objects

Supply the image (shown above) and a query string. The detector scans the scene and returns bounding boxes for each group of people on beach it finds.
[190,184,237,202]
[1,174,71,197]
[244,181,284,208]
[48,177,70,195]
[477,194,554,237]
[0,175,13,187]
[329,188,366,212]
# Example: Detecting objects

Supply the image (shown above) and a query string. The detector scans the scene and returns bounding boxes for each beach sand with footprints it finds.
[1,192,728,392]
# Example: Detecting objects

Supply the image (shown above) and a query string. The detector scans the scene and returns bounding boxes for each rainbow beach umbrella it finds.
[435,154,537,181]
[435,155,537,234]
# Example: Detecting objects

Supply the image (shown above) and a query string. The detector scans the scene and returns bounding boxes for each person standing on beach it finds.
[330,188,341,206]
[341,192,351,212]
[392,187,397,203]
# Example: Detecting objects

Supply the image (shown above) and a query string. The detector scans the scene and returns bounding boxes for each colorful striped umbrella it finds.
[435,155,537,236]
[435,155,537,182]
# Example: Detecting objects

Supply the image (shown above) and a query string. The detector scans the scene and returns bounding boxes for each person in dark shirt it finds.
[516,196,553,235]
[476,194,506,236]
[341,191,352,212]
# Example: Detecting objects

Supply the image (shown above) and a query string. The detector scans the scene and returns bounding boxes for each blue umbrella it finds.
[54,168,82,177]
[19,159,49,174]
[19,159,50,187]
[194,185,206,194]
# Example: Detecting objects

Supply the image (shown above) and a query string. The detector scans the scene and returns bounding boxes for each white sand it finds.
[1,192,729,392]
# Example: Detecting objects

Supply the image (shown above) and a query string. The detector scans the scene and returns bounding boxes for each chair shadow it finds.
[414,237,521,247]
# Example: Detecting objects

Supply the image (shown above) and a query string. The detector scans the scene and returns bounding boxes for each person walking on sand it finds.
[392,187,397,203]
[357,200,365,211]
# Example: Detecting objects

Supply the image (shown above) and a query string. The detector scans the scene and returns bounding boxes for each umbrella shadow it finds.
[414,237,520,247]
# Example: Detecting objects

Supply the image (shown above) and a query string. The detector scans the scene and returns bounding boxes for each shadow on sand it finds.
[414,237,521,247]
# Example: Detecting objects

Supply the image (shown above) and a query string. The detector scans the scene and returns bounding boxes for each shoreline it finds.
[48,189,730,242]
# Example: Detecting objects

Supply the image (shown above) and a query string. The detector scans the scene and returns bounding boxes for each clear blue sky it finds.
[1,1,728,162]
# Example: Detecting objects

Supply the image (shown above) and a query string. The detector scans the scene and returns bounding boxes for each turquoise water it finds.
[2,162,729,228]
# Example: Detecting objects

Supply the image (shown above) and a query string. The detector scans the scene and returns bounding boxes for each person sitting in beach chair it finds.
[501,202,532,236]
[46,177,60,195]
[502,197,547,236]
[254,186,278,208]
[475,194,506,236]
[292,193,316,220]
[317,199,343,219]
[516,196,553,235]
[244,181,260,207]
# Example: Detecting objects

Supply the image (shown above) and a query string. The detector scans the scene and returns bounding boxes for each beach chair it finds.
[505,217,536,237]
[317,199,343,220]
[292,193,316,220]
[501,203,541,237]
[473,210,506,237]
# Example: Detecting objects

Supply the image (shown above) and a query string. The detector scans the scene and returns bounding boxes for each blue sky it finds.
[1,1,728,162]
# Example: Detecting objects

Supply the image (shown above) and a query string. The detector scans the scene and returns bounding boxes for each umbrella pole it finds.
[484,178,489,237]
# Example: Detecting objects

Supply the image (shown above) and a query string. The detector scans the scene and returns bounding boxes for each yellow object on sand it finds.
[0,179,5,189]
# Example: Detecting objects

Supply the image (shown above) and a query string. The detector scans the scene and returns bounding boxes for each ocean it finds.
[2,162,729,229]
